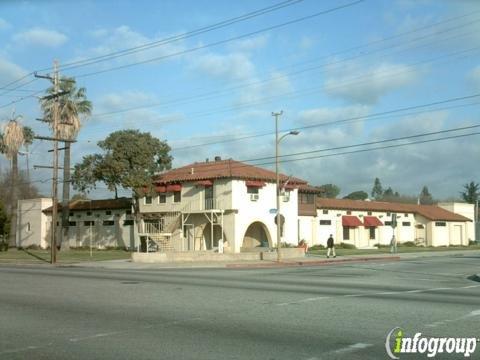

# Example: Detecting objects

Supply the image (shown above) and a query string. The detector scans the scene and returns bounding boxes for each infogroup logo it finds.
[385,327,478,359]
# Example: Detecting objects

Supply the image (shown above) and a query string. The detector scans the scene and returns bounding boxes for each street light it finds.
[273,111,299,262]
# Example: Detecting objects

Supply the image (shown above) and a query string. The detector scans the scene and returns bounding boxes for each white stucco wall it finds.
[231,180,298,252]
[17,198,53,249]
[438,202,474,243]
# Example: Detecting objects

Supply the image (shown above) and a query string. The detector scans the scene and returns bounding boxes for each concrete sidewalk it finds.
[62,249,480,270]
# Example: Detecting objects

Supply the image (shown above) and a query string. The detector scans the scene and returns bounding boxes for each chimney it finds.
[214,156,222,162]
[190,167,195,174]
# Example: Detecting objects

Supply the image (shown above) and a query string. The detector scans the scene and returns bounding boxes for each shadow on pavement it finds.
[21,249,50,263]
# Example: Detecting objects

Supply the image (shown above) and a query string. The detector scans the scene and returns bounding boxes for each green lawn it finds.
[0,248,131,264]
[307,244,480,257]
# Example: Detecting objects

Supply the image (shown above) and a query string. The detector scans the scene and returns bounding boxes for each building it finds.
[137,157,321,253]
[298,198,474,248]
[17,198,135,249]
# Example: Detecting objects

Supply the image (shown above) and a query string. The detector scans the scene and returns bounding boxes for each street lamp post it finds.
[273,111,299,262]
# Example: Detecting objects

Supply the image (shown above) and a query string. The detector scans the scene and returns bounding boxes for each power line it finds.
[69,0,365,78]
[169,93,480,151]
[91,19,480,120]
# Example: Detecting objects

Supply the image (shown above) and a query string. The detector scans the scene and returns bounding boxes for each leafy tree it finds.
[371,178,383,200]
[317,184,340,198]
[71,193,90,202]
[383,187,394,197]
[461,181,479,204]
[0,116,34,246]
[419,185,434,205]
[72,130,172,233]
[343,190,368,200]
[40,76,92,247]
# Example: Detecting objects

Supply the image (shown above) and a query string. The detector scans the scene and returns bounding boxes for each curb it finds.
[226,256,401,269]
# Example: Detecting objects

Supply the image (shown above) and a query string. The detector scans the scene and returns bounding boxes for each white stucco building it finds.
[298,198,474,248]
[17,198,135,249]
[138,157,320,253]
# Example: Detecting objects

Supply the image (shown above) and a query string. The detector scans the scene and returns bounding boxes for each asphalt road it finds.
[0,254,479,360]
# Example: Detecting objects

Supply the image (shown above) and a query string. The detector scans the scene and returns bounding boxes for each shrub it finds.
[399,241,416,247]
[309,244,325,251]
[0,242,8,252]
[280,242,295,248]
[338,242,356,249]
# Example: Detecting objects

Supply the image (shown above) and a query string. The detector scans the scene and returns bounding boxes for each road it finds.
[0,254,479,359]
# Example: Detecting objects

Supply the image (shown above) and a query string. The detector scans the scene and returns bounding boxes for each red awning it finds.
[195,180,213,187]
[363,216,383,227]
[342,215,363,227]
[155,185,167,193]
[166,184,182,192]
[245,180,266,188]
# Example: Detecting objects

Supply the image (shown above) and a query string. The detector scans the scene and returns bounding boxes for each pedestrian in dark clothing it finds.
[327,234,336,258]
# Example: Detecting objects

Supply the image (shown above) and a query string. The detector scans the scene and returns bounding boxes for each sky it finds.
[0,0,479,200]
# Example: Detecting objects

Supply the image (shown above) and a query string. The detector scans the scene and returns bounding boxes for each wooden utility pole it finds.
[51,60,59,264]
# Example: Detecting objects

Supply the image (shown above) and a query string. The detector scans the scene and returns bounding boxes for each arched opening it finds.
[242,221,271,249]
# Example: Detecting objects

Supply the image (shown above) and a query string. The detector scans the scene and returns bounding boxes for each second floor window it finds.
[299,193,314,204]
[159,194,166,203]
[145,196,153,205]
[173,191,181,203]
[247,187,259,194]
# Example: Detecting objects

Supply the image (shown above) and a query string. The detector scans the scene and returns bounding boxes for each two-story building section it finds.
[138,157,321,253]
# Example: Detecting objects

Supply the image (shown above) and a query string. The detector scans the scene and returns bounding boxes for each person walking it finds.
[390,234,397,254]
[327,234,336,258]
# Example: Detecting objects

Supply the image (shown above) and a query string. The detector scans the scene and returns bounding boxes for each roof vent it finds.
[214,156,222,162]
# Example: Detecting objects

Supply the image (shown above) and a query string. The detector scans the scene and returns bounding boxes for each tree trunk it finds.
[9,155,18,247]
[60,141,71,250]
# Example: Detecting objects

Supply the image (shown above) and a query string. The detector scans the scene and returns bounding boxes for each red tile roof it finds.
[44,198,132,213]
[316,198,471,222]
[154,159,308,185]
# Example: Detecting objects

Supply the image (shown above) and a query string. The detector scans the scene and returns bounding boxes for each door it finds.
[205,186,214,210]
[452,225,462,245]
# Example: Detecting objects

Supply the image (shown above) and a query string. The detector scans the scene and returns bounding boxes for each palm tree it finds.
[40,77,92,248]
[1,115,33,246]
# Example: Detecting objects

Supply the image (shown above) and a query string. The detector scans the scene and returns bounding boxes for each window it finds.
[387,212,391,216]
[145,196,153,205]
[69,212,74,217]
[68,221,76,227]
[282,192,290,202]
[320,220,331,225]
[346,210,352,215]
[123,220,134,226]
[173,191,181,203]
[385,221,392,226]
[435,222,447,227]
[84,221,94,226]
[322,210,329,214]
[404,213,409,217]
[126,209,132,215]
[86,211,92,216]
[103,220,115,226]
[105,210,112,215]
[159,194,167,203]
[367,211,372,215]
[343,226,350,240]
[247,187,259,194]
[369,227,375,240]
[402,222,411,226]
[76,214,81,218]
[26,222,31,232]
[299,193,314,204]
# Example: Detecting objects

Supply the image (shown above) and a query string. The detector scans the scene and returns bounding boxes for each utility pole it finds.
[273,111,282,262]
[34,61,61,264]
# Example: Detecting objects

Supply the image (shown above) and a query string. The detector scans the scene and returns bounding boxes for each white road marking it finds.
[69,331,122,342]
[425,309,480,328]
[277,296,330,306]
[276,283,479,306]
[334,343,372,354]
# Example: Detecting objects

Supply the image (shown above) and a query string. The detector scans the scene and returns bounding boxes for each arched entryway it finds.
[242,221,272,249]
[202,225,227,250]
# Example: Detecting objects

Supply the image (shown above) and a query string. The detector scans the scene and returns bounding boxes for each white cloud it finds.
[469,65,480,89]
[0,18,10,30]
[227,34,268,52]
[80,25,185,66]
[191,52,255,81]
[0,57,28,85]
[13,27,68,48]
[324,61,419,104]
